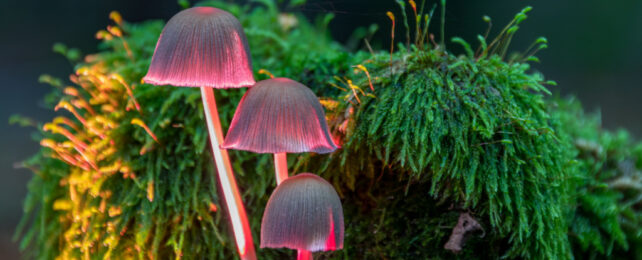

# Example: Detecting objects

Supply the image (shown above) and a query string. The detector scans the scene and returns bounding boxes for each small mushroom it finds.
[222,78,338,184]
[143,6,256,259]
[143,7,254,88]
[261,173,344,259]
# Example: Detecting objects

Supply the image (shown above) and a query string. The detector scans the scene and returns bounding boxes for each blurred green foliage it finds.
[555,98,642,259]
[14,0,640,259]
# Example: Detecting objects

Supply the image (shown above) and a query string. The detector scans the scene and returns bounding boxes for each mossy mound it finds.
[299,29,572,260]
[14,1,641,259]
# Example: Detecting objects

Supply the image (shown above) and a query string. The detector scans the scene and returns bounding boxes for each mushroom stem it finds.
[201,87,256,260]
[297,250,313,260]
[274,152,289,185]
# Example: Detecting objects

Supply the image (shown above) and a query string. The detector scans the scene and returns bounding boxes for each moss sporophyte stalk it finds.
[12,0,641,259]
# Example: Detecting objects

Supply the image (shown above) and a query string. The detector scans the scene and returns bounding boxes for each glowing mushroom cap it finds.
[222,77,338,154]
[261,173,344,252]
[143,7,254,88]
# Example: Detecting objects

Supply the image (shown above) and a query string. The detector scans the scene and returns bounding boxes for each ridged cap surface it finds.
[143,7,254,88]
[222,78,338,153]
[261,173,344,251]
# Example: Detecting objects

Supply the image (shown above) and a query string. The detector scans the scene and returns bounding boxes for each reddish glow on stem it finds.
[297,250,312,260]
[201,87,256,260]
[274,152,289,185]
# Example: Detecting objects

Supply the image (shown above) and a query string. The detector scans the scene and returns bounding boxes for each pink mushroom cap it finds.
[222,78,338,154]
[260,173,344,252]
[143,7,255,88]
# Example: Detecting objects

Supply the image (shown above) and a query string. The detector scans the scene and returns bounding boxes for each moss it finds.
[298,16,573,259]
[553,98,642,259]
[13,1,641,259]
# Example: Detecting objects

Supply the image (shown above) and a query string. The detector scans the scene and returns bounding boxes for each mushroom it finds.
[222,78,338,184]
[142,6,256,259]
[261,173,344,259]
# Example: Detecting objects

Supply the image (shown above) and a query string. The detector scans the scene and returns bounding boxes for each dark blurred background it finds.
[1,0,640,258]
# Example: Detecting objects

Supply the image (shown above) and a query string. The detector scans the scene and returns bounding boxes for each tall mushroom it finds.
[261,173,344,259]
[143,7,256,259]
[221,77,338,184]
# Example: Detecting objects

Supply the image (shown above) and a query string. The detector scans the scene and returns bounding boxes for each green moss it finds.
[13,1,641,259]
[554,98,642,259]
[298,32,572,260]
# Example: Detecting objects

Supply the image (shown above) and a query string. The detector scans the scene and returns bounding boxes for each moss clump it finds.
[295,5,574,258]
[554,98,642,259]
[14,0,641,259]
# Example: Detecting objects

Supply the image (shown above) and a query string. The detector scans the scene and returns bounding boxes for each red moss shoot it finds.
[222,78,338,154]
[387,11,395,74]
[143,7,254,88]
[261,173,344,252]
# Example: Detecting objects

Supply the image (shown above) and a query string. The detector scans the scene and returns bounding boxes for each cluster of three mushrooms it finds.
[143,7,343,260]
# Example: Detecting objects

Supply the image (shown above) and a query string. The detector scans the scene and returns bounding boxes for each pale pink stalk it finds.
[274,152,289,185]
[201,88,255,259]
[297,250,312,260]
[143,6,256,259]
